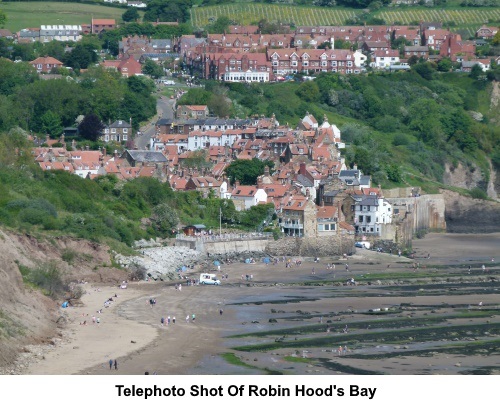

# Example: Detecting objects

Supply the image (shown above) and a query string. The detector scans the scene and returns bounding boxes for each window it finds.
[111,128,116,133]
[359,215,364,222]
[366,216,371,223]
[123,128,128,133]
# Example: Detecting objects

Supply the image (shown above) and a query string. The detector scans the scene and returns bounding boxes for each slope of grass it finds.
[1,2,142,32]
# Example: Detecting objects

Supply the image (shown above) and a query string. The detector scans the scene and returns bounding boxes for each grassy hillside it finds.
[1,2,143,32]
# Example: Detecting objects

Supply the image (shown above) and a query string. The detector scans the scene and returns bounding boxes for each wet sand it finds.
[23,233,500,375]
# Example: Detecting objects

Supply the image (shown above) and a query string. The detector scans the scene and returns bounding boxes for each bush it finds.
[470,188,488,200]
[61,248,77,264]
[28,260,65,298]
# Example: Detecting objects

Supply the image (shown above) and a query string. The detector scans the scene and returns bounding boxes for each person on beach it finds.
[219,308,223,315]
[109,359,113,370]
[172,316,176,324]
[114,359,118,370]
[167,316,171,326]
[186,315,189,323]
[192,314,196,322]
[161,317,164,326]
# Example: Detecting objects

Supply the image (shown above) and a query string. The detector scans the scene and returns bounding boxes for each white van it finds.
[199,273,221,285]
[161,79,175,85]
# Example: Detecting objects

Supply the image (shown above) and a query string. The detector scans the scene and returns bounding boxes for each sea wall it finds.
[175,234,355,257]
[265,234,355,257]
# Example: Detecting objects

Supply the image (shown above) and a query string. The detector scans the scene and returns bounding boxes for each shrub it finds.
[28,260,65,298]
[61,248,77,264]
[470,188,488,200]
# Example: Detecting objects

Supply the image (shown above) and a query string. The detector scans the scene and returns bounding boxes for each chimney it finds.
[235,180,240,187]
[264,165,270,176]
[299,162,306,175]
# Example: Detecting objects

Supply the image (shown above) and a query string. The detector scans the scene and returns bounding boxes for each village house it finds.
[176,105,210,119]
[267,48,367,76]
[354,195,393,236]
[475,25,498,40]
[89,19,116,34]
[404,45,429,59]
[278,193,317,237]
[230,184,267,211]
[30,56,64,73]
[102,55,143,77]
[184,176,223,198]
[439,34,476,62]
[102,119,133,143]
[371,49,400,69]
[461,59,491,73]
[121,150,168,168]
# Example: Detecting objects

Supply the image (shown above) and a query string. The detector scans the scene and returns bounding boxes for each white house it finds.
[371,49,400,69]
[354,196,392,235]
[230,184,267,211]
[187,130,241,150]
[223,69,269,83]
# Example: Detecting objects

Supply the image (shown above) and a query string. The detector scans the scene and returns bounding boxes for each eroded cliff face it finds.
[443,162,485,192]
[0,230,124,371]
[443,160,499,202]
[442,189,500,233]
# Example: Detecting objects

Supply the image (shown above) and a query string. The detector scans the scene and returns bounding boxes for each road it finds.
[134,96,175,150]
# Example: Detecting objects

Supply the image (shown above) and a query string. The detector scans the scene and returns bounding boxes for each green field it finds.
[191,4,500,37]
[0,2,142,32]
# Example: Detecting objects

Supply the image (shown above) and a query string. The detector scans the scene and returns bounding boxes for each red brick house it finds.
[102,55,142,77]
[439,34,476,62]
[91,19,116,34]
[30,56,64,73]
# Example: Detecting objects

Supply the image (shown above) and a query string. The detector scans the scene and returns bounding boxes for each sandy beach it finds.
[22,232,500,375]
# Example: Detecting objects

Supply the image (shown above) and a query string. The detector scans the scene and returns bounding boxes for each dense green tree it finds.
[208,16,231,34]
[144,0,192,23]
[64,43,99,70]
[122,8,140,22]
[0,9,6,28]
[0,60,38,96]
[295,81,320,102]
[177,88,212,106]
[142,59,164,79]
[437,58,453,72]
[469,64,484,79]
[412,62,436,80]
[225,158,268,185]
[78,113,105,142]
[152,203,179,233]
[41,111,63,138]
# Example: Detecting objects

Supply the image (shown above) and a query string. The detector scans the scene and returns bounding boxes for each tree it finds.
[78,113,104,141]
[152,203,179,233]
[41,110,63,138]
[225,158,267,185]
[295,81,320,102]
[469,64,483,79]
[208,16,231,34]
[144,0,192,23]
[412,62,436,80]
[437,58,452,72]
[122,8,140,23]
[0,9,6,28]
[142,59,164,78]
[64,43,99,70]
